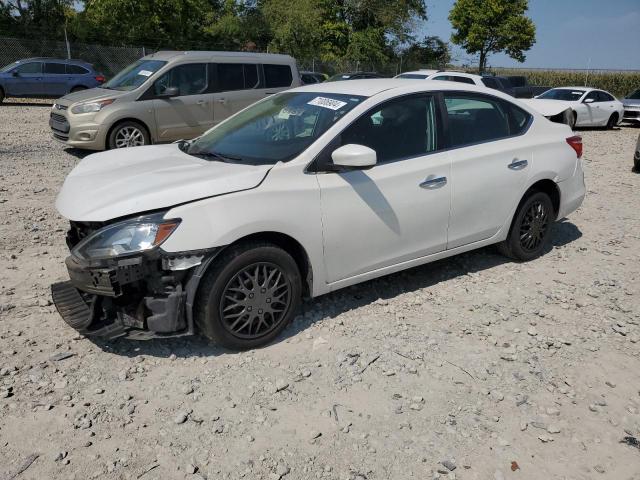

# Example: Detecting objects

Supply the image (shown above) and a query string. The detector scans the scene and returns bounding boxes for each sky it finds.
[420,0,640,70]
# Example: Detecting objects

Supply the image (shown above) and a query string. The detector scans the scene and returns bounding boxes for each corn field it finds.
[483,68,640,98]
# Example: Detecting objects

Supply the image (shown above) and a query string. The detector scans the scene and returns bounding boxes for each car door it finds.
[581,91,602,125]
[9,61,42,96]
[43,62,68,96]
[152,62,213,141]
[212,63,262,125]
[597,91,618,125]
[316,93,451,283]
[443,92,532,249]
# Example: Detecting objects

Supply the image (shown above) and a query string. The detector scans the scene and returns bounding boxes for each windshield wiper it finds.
[187,150,244,163]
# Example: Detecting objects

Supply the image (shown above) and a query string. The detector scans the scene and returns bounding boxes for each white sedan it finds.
[522,87,624,129]
[52,80,586,350]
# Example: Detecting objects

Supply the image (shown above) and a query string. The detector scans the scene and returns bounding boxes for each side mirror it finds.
[331,144,377,170]
[583,98,594,104]
[159,86,179,98]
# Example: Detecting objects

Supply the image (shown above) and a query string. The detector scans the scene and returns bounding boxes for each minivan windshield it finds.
[102,59,166,91]
[538,89,585,101]
[187,92,365,165]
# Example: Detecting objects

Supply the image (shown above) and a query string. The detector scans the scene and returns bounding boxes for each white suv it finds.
[52,79,586,350]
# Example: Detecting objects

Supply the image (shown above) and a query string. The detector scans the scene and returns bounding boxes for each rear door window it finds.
[216,63,260,91]
[44,63,66,74]
[264,64,293,88]
[443,93,530,147]
[66,64,89,75]
[154,63,208,96]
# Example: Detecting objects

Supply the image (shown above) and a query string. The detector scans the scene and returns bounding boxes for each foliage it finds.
[449,0,535,73]
[400,36,450,70]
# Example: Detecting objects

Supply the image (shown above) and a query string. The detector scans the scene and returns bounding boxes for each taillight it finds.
[566,135,582,158]
[95,75,105,83]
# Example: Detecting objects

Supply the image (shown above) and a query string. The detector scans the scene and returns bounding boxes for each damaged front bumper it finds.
[51,250,216,340]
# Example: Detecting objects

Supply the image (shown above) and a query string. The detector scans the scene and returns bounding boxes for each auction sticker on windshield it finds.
[308,97,348,110]
[138,70,153,77]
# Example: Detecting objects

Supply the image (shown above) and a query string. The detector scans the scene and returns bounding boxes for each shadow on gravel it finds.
[88,220,582,358]
[64,148,94,160]
[1,101,53,107]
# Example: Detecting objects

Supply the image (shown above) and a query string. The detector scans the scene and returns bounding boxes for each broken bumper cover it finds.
[51,251,213,340]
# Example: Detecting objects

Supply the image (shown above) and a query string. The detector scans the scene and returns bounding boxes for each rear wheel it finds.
[195,242,302,350]
[70,86,87,93]
[107,121,150,149]
[498,191,554,261]
[0,87,4,104]
[606,113,618,130]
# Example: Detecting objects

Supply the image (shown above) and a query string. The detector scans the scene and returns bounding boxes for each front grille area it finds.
[623,109,640,120]
[51,112,66,123]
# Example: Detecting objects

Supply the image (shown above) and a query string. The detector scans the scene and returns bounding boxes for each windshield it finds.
[396,73,428,79]
[0,62,18,72]
[187,92,365,165]
[538,89,585,101]
[102,59,166,91]
[627,89,640,100]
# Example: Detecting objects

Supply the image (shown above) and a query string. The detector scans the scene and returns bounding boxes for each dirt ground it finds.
[0,98,639,480]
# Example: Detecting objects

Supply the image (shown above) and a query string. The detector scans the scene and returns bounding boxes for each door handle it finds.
[197,100,206,106]
[420,176,447,189]
[216,98,227,105]
[508,159,528,170]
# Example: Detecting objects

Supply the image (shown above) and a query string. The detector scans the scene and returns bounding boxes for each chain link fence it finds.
[0,36,147,77]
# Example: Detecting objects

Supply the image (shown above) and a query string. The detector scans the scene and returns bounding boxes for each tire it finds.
[570,111,577,129]
[195,242,302,350]
[606,113,618,130]
[0,87,4,104]
[70,86,87,93]
[634,156,640,172]
[498,191,555,261]
[107,120,150,149]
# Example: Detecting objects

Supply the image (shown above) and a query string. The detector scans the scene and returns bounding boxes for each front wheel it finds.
[498,191,555,261]
[195,242,302,350]
[107,121,150,149]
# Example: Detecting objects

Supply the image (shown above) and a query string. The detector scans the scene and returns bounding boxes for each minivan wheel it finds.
[606,113,618,130]
[108,121,149,149]
[195,242,302,350]
[498,191,554,261]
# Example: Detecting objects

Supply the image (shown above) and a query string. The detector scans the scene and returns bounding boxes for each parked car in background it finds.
[480,75,516,96]
[522,87,624,129]
[327,72,386,81]
[300,71,327,84]
[49,51,300,150]
[622,88,640,124]
[394,69,440,79]
[424,71,514,96]
[634,132,640,171]
[51,79,585,349]
[506,76,551,98]
[0,58,105,103]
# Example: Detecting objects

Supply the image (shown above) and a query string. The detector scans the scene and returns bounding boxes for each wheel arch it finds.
[105,117,152,149]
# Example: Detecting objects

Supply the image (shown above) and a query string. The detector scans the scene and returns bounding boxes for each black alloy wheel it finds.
[498,191,555,261]
[195,242,302,350]
[219,262,291,339]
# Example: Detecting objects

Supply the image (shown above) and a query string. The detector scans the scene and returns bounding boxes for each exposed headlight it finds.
[72,213,180,260]
[71,99,114,114]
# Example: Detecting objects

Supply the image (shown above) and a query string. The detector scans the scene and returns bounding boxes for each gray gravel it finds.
[1,98,640,479]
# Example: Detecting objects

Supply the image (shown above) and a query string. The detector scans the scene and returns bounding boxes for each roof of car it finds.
[144,51,295,62]
[397,69,440,75]
[14,57,91,65]
[291,78,513,98]
[551,86,593,92]
[428,71,482,80]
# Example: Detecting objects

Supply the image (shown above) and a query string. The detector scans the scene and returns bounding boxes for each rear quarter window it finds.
[66,64,89,75]
[264,64,293,88]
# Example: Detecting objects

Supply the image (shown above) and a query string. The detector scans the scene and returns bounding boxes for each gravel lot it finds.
[1,99,639,480]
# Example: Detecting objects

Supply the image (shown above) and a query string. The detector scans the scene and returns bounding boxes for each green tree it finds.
[1,0,75,38]
[449,0,535,73]
[401,36,450,70]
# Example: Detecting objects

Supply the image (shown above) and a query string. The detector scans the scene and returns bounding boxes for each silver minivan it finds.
[49,51,300,150]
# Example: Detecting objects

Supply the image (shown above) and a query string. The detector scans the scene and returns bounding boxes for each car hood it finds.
[56,144,272,222]
[520,99,575,117]
[623,98,640,107]
[54,87,132,107]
